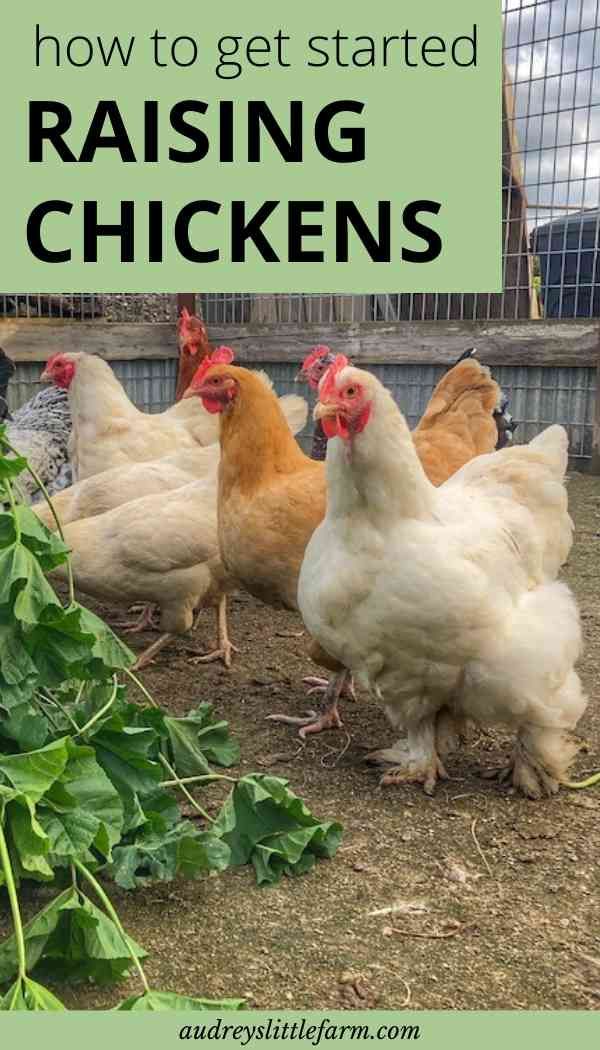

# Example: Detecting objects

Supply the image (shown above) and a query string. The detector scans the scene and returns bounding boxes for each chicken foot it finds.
[367,719,448,796]
[482,726,581,799]
[115,603,160,634]
[189,596,238,669]
[131,632,174,671]
[267,669,348,738]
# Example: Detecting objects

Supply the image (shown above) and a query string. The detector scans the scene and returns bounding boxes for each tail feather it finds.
[0,348,15,420]
[278,394,309,437]
[494,392,518,450]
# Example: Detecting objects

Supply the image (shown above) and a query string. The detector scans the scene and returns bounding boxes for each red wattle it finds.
[201,396,225,414]
[321,415,340,439]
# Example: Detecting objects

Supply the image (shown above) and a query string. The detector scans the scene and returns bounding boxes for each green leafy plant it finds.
[0,427,342,1010]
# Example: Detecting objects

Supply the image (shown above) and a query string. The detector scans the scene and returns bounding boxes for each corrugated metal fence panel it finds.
[7,359,594,462]
[243,361,596,462]
[7,359,178,416]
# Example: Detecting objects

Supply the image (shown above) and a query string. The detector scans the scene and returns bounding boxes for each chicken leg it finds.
[132,598,236,671]
[189,596,238,668]
[367,717,449,796]
[267,669,349,738]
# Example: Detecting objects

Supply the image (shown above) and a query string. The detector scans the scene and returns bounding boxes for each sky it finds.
[503,0,599,225]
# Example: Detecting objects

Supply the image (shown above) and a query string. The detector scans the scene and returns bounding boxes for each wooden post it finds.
[176,293,196,318]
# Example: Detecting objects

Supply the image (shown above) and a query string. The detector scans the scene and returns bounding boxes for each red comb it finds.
[191,346,235,387]
[302,345,331,372]
[320,355,349,401]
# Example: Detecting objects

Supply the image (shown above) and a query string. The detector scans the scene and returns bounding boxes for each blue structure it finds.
[532,209,600,319]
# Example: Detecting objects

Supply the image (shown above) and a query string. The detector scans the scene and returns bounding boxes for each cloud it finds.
[503,0,599,221]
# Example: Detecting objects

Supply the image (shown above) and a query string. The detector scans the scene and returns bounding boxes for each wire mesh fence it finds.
[7,358,593,465]
[1,1,596,325]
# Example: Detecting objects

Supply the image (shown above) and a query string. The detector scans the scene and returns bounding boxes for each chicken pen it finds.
[1,2,600,1014]
[1,0,599,472]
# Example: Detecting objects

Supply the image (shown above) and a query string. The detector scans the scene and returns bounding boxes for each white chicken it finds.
[52,476,231,670]
[298,358,587,799]
[43,359,308,664]
[33,381,307,532]
[41,349,234,480]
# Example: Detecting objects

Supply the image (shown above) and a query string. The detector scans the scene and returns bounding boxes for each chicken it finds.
[33,361,308,532]
[38,352,308,647]
[296,345,338,460]
[40,349,234,481]
[298,345,518,467]
[52,476,234,671]
[0,347,73,501]
[298,358,586,798]
[0,347,14,421]
[412,348,509,483]
[185,353,513,737]
[175,308,213,402]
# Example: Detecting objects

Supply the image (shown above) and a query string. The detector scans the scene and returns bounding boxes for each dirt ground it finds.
[4,473,600,1011]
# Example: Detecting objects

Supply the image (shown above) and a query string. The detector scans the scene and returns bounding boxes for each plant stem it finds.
[1,435,75,604]
[0,823,27,981]
[125,668,159,708]
[37,690,80,734]
[157,755,214,823]
[159,774,237,787]
[74,677,118,738]
[563,771,600,789]
[73,859,150,994]
[126,670,216,823]
[2,478,21,542]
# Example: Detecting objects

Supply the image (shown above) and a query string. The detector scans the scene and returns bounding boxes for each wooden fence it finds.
[1,316,599,471]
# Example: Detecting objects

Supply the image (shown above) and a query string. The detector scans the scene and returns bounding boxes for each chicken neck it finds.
[218,368,315,500]
[325,386,437,527]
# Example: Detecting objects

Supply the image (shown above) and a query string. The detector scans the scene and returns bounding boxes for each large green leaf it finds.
[213,774,343,884]
[13,505,70,571]
[0,888,77,982]
[164,703,240,778]
[110,824,230,890]
[0,976,66,1011]
[0,611,38,687]
[54,740,124,861]
[40,892,147,985]
[7,793,53,880]
[0,738,69,802]
[0,452,29,482]
[0,545,62,624]
[0,701,49,751]
[116,990,244,1011]
[25,603,134,685]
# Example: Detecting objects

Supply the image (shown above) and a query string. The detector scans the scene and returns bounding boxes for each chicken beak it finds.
[294,368,307,384]
[313,400,339,422]
[182,384,198,400]
[40,368,50,383]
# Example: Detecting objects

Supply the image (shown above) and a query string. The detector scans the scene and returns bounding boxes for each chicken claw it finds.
[268,669,349,738]
[266,707,344,737]
[116,604,160,634]
[368,734,448,795]
[189,640,238,669]
[265,709,319,726]
[379,754,449,796]
[482,752,559,799]
[303,675,357,701]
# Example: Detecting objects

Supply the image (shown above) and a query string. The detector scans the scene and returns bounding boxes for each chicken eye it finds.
[345,386,357,398]
[211,377,220,385]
